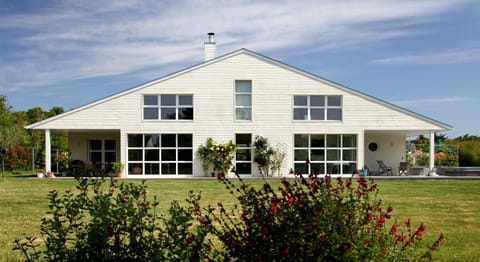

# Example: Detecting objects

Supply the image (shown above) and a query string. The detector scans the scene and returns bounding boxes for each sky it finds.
[0,0,479,138]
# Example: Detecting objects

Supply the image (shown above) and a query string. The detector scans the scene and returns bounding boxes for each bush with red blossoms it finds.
[204,175,445,261]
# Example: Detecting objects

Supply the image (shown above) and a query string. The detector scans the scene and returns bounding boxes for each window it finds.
[127,134,193,175]
[294,134,356,175]
[235,134,252,175]
[293,95,342,121]
[88,139,117,169]
[143,95,193,120]
[235,80,252,120]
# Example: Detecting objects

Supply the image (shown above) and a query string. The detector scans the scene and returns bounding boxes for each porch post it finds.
[45,129,51,174]
[357,130,365,171]
[429,131,436,176]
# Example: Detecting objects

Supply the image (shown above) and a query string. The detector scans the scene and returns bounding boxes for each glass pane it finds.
[311,163,324,175]
[311,108,325,120]
[179,95,192,105]
[90,152,102,163]
[105,140,116,150]
[128,134,143,147]
[327,163,341,174]
[145,149,159,161]
[343,149,357,161]
[161,108,176,120]
[145,163,159,175]
[236,108,251,120]
[327,109,342,120]
[162,134,176,147]
[236,134,251,147]
[327,134,341,147]
[104,152,116,163]
[294,134,309,147]
[162,163,176,175]
[144,108,158,120]
[178,149,192,161]
[128,163,143,175]
[327,149,341,161]
[343,135,357,147]
[145,134,160,147]
[89,140,101,150]
[235,80,251,93]
[294,96,307,106]
[310,95,325,106]
[161,95,176,106]
[236,94,251,106]
[236,163,251,174]
[311,149,324,161]
[328,96,341,106]
[178,163,192,175]
[294,163,307,174]
[162,149,176,161]
[294,149,308,161]
[236,149,251,161]
[343,163,356,175]
[311,134,325,147]
[293,108,308,120]
[179,107,193,120]
[144,95,158,105]
[128,149,143,161]
[178,134,192,147]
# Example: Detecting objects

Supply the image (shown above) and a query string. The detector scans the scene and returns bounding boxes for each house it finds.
[26,33,452,178]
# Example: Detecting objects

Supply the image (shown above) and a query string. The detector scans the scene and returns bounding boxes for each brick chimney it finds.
[204,32,216,61]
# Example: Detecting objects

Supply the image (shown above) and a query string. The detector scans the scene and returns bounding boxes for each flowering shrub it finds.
[206,175,445,261]
[14,176,444,261]
[197,137,237,175]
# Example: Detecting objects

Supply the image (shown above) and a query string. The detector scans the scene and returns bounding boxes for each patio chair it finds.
[376,160,393,176]
[398,162,408,176]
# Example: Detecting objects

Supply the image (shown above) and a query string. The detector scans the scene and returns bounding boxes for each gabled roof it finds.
[26,48,452,131]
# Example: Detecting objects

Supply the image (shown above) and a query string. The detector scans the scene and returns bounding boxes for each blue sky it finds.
[0,0,479,138]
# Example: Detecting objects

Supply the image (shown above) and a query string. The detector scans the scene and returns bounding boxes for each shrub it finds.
[14,176,445,261]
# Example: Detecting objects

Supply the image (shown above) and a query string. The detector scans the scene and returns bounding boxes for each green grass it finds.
[1,173,479,261]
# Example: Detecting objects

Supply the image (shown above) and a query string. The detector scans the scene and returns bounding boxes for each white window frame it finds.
[235,80,252,121]
[293,95,342,121]
[143,94,193,121]
[235,133,253,175]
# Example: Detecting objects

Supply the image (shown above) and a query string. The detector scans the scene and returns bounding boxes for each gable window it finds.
[293,95,342,121]
[143,95,193,120]
[235,80,252,120]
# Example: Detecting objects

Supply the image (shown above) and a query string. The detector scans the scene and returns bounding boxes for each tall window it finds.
[127,134,193,175]
[143,95,193,120]
[235,80,252,120]
[294,134,356,175]
[235,134,252,175]
[293,95,342,120]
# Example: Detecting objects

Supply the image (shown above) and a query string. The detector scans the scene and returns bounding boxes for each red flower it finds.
[107,225,114,237]
[387,206,393,213]
[283,248,289,255]
[390,224,398,235]
[262,227,269,235]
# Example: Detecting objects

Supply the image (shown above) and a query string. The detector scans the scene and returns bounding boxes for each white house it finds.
[27,33,452,178]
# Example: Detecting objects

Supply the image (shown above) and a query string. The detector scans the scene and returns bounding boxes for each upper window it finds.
[235,80,252,120]
[143,95,193,120]
[293,95,342,121]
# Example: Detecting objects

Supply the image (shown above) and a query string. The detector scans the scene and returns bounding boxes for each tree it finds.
[0,96,23,180]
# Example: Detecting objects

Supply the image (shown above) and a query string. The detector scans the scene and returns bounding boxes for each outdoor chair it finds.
[376,160,393,176]
[398,162,408,176]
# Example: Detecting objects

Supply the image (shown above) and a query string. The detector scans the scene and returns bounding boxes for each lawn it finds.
[1,174,479,261]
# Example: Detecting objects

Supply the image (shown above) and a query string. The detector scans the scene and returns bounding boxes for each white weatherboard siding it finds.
[27,49,451,177]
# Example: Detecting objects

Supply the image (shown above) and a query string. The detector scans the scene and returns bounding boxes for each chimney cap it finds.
[206,32,215,43]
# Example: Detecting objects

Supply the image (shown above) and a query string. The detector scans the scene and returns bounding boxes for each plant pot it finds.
[116,171,123,178]
[47,172,55,178]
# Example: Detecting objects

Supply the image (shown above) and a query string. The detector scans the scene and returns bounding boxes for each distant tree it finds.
[0,96,23,180]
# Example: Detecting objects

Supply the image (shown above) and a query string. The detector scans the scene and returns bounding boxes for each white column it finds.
[357,130,365,171]
[45,129,51,173]
[429,131,436,176]
[120,130,126,177]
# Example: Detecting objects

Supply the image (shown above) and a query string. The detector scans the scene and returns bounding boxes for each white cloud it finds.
[373,49,480,65]
[0,0,474,95]
[392,97,469,107]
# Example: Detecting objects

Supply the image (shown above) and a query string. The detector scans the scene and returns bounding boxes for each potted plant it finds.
[112,162,125,178]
